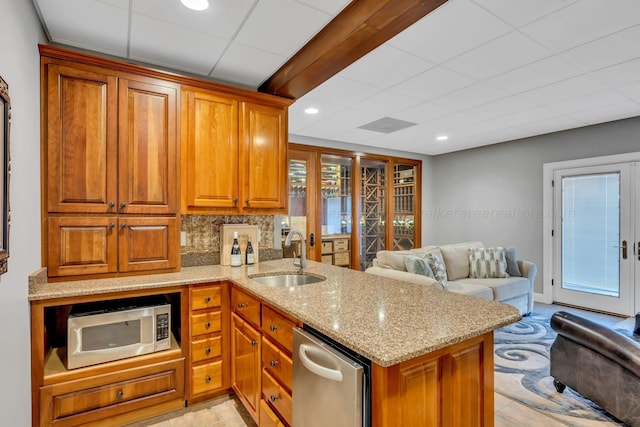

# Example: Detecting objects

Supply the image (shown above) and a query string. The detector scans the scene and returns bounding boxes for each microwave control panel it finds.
[156,313,170,341]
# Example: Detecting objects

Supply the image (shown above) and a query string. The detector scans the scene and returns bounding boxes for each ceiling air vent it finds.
[358,117,417,134]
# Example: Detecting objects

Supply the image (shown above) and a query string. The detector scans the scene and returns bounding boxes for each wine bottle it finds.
[230,231,242,267]
[246,237,255,265]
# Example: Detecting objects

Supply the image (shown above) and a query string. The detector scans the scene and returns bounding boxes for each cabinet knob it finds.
[205,296,211,303]
[269,394,278,403]
[237,302,247,309]
[270,360,279,368]
[120,202,126,209]
[116,390,123,399]
[245,199,250,205]
[205,347,211,355]
[109,223,115,229]
[251,340,258,347]
[269,325,278,332]
[233,198,238,206]
[205,322,211,329]
[205,375,211,383]
[109,202,115,208]
[121,223,127,229]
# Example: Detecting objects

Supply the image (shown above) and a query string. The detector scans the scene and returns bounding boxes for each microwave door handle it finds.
[298,344,343,382]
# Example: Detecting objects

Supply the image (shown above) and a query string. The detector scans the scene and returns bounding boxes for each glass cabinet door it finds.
[320,154,353,268]
[360,159,387,271]
[392,163,418,250]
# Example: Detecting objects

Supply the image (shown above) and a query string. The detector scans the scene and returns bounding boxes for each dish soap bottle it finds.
[246,237,255,265]
[230,231,242,267]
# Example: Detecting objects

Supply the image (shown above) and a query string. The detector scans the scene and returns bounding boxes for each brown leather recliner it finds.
[550,310,640,426]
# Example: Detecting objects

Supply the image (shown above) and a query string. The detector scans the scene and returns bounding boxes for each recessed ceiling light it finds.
[304,107,319,115]
[436,135,449,141]
[181,0,209,11]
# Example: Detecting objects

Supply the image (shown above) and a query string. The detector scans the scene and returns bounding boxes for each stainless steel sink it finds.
[249,272,326,287]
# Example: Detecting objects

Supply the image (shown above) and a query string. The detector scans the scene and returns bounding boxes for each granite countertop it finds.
[29,259,521,367]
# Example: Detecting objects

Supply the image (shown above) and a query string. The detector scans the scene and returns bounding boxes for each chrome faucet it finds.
[284,230,307,270]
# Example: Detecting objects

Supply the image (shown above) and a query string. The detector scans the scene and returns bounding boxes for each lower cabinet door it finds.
[40,358,184,427]
[231,313,261,423]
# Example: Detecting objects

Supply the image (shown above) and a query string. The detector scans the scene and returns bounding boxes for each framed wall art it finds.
[0,75,11,275]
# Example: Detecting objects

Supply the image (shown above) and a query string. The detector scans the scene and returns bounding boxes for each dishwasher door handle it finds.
[299,344,344,382]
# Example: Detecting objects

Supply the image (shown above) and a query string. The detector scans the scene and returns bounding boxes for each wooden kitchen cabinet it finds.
[231,312,262,424]
[41,46,180,279]
[181,87,288,214]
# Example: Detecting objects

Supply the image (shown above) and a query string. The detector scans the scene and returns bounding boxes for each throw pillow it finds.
[425,251,448,287]
[504,247,522,277]
[468,247,510,278]
[439,242,483,280]
[404,255,436,279]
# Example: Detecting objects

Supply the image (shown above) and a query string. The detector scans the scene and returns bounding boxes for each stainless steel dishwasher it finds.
[292,326,371,427]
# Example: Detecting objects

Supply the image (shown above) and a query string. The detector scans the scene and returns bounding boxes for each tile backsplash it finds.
[181,215,279,266]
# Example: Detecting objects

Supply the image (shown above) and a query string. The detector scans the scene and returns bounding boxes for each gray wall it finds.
[0,1,46,424]
[428,116,640,294]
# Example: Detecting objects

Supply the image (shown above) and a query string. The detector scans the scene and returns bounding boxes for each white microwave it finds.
[67,298,171,369]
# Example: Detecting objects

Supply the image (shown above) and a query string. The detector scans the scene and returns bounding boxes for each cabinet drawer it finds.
[191,336,222,363]
[191,286,221,311]
[321,241,333,254]
[41,358,184,425]
[321,254,333,264]
[262,369,292,426]
[334,239,349,252]
[191,311,222,336]
[261,305,296,352]
[333,251,350,266]
[231,286,261,327]
[262,338,293,391]
[191,360,223,396]
[260,399,285,427]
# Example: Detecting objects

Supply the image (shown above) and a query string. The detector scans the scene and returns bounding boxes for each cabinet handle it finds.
[121,223,127,229]
[205,322,211,329]
[205,296,211,303]
[233,198,238,206]
[251,340,258,347]
[270,360,279,368]
[269,325,278,332]
[116,390,123,399]
[205,347,211,355]
[237,303,247,309]
[205,375,211,383]
[269,394,278,403]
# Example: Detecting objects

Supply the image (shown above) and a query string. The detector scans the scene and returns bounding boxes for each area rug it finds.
[494,313,627,426]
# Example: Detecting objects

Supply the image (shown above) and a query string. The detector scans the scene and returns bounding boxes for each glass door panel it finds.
[393,163,417,250]
[320,154,353,268]
[360,159,386,271]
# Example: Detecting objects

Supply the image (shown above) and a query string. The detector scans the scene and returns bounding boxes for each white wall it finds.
[0,0,46,425]
[429,117,640,295]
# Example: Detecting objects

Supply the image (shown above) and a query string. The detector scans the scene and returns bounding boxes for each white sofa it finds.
[365,242,537,315]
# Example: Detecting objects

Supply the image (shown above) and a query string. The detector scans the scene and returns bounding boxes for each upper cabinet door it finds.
[240,102,287,210]
[181,87,239,211]
[46,64,117,213]
[118,77,178,215]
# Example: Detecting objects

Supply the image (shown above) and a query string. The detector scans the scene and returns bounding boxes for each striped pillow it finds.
[468,247,510,278]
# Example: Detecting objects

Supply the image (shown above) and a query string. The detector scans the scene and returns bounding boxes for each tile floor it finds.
[126,303,629,427]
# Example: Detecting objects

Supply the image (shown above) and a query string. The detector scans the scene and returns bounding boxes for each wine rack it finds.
[361,165,385,270]
[393,165,416,250]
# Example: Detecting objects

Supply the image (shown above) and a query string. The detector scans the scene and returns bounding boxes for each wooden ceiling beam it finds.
[259,0,448,100]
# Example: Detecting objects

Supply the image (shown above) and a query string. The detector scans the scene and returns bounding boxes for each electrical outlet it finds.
[180,231,187,246]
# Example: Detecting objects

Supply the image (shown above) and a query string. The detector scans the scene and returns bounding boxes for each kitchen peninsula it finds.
[29,259,520,427]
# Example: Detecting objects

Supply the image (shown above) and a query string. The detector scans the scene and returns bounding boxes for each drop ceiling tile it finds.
[97,0,129,8]
[471,0,579,28]
[566,100,640,124]
[519,75,607,105]
[617,82,640,102]
[295,0,351,15]
[295,107,381,139]
[514,115,589,134]
[304,76,380,107]
[547,89,630,115]
[334,128,388,145]
[444,31,552,81]
[234,0,332,57]
[288,98,345,133]
[391,66,475,102]
[592,58,640,87]
[36,0,129,56]
[486,56,584,94]
[352,91,423,117]
[521,0,640,53]
[561,25,640,72]
[392,102,453,125]
[338,45,435,90]
[498,106,558,127]
[464,96,536,121]
[210,42,285,89]
[388,0,511,64]
[129,13,227,74]
[132,0,256,39]
[432,83,509,111]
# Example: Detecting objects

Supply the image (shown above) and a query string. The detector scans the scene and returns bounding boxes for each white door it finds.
[553,162,637,316]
